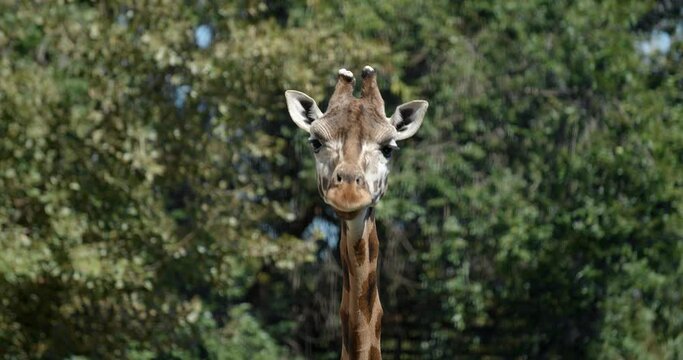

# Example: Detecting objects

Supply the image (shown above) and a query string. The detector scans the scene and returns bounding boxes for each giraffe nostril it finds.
[337,174,342,183]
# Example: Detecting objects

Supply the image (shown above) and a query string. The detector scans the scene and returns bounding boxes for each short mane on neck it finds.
[339,208,383,360]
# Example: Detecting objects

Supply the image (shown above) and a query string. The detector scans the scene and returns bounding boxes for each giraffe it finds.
[285,66,428,360]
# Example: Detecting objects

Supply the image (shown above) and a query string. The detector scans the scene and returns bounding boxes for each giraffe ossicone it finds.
[361,65,374,78]
[285,66,428,360]
[338,68,354,80]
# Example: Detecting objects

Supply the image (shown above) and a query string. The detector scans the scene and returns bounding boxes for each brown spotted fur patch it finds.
[359,271,377,322]
[375,309,382,339]
[340,309,350,353]
[369,231,378,263]
[354,237,366,266]
[369,345,381,360]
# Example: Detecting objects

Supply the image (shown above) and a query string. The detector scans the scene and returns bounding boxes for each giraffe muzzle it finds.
[333,168,366,188]
[325,170,372,213]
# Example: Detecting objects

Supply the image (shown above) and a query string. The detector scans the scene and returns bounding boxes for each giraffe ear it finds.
[285,90,323,133]
[389,100,428,140]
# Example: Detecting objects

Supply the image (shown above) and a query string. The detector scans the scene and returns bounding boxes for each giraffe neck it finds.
[339,208,383,360]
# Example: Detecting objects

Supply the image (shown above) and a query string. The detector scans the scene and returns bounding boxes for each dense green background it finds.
[1,1,682,359]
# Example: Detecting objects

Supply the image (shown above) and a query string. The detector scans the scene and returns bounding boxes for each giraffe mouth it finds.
[325,183,372,214]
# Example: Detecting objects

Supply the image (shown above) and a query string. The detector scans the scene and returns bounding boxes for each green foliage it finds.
[0,1,681,359]
[127,304,293,360]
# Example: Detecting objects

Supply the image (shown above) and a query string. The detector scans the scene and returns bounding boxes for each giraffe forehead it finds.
[311,101,395,144]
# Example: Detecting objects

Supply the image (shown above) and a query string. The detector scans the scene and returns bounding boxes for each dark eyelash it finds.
[309,139,323,153]
[380,144,398,158]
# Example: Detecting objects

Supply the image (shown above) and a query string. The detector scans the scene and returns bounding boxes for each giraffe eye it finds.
[309,139,323,153]
[380,145,397,159]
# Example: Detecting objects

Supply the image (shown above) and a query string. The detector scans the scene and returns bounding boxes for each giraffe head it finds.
[286,66,428,219]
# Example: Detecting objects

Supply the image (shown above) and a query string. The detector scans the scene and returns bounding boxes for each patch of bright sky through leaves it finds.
[175,25,212,108]
[195,24,212,49]
[638,22,682,55]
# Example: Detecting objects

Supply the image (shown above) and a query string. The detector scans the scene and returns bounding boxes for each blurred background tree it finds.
[0,1,681,359]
